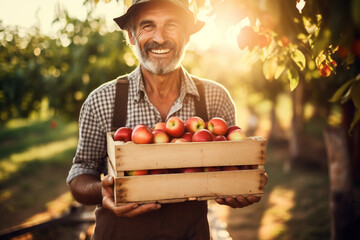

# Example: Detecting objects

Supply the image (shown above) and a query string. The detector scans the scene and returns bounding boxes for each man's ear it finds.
[127,30,136,46]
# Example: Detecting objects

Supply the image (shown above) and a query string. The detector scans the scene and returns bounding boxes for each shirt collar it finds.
[129,65,200,103]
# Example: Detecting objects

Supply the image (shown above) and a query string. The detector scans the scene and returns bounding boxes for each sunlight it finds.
[0,136,78,181]
[258,186,295,240]
[21,191,74,228]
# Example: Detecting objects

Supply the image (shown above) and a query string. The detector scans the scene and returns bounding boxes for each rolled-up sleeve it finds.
[66,96,107,184]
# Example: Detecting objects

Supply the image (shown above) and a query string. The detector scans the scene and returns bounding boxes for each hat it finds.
[113,0,205,34]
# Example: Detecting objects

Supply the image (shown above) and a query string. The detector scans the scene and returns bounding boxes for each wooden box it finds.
[106,132,267,205]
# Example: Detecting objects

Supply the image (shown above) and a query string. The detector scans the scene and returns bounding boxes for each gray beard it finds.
[133,39,186,75]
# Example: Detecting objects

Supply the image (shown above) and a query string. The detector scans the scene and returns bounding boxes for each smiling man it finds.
[67,0,263,239]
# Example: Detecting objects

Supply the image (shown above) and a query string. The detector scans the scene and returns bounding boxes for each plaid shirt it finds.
[67,66,236,183]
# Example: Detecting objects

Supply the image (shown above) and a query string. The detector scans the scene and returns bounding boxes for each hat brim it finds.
[113,0,204,35]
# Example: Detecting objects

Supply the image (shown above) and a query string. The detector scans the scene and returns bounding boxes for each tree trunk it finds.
[324,127,356,240]
[289,77,304,167]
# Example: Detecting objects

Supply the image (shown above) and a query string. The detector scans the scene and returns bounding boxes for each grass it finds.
[0,118,78,231]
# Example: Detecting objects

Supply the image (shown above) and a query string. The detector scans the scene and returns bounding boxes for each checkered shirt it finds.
[66,65,236,183]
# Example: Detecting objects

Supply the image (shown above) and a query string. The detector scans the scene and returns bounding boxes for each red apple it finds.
[226,125,241,136]
[192,129,213,142]
[222,166,240,171]
[114,127,133,142]
[207,117,228,136]
[181,167,203,173]
[154,122,166,131]
[227,129,247,141]
[152,129,170,143]
[131,125,153,144]
[126,170,149,176]
[165,116,185,137]
[214,135,227,141]
[185,116,205,133]
[239,165,251,170]
[203,166,221,172]
[319,64,331,77]
[170,138,188,143]
[149,169,169,175]
[182,132,193,142]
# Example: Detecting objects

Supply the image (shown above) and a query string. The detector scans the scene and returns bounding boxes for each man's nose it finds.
[153,28,167,45]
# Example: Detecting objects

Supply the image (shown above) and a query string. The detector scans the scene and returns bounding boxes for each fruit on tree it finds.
[318,64,331,77]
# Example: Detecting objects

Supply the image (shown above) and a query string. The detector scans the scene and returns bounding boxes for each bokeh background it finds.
[0,0,359,239]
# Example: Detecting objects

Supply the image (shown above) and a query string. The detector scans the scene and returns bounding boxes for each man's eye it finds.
[143,24,154,30]
[167,23,178,30]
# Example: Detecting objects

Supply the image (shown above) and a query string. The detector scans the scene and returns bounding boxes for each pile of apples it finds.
[113,116,251,176]
[113,116,247,144]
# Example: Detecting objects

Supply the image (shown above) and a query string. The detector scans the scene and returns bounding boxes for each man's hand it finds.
[215,195,261,208]
[216,172,268,208]
[102,175,161,217]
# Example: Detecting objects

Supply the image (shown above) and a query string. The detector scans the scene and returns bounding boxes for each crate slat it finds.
[107,132,266,173]
[114,169,266,204]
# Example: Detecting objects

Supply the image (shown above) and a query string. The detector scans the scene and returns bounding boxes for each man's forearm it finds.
[69,174,103,205]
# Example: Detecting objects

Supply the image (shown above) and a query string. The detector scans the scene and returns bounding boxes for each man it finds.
[67,0,263,239]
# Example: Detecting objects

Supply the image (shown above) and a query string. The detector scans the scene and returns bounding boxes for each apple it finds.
[181,132,193,142]
[207,117,228,136]
[337,45,350,58]
[192,129,213,142]
[126,170,149,176]
[152,129,170,143]
[170,138,188,143]
[185,116,205,133]
[239,165,251,170]
[114,127,133,142]
[214,135,227,141]
[222,166,240,171]
[165,116,185,137]
[227,129,247,141]
[203,166,221,172]
[226,125,241,136]
[149,169,169,175]
[154,122,166,132]
[131,125,153,144]
[319,64,331,77]
[181,167,203,173]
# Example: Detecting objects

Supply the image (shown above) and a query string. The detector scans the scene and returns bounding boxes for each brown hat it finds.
[113,0,205,34]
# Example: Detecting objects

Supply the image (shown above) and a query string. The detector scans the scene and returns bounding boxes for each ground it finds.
[1,118,353,239]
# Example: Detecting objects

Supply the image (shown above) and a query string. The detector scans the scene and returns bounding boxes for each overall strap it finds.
[111,76,129,131]
[192,76,209,122]
[111,75,208,130]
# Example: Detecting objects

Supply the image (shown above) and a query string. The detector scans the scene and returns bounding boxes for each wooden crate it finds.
[106,132,267,205]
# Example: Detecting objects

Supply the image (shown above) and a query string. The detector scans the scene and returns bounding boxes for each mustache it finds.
[144,41,175,51]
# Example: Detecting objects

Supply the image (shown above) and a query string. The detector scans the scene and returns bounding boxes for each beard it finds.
[133,38,186,75]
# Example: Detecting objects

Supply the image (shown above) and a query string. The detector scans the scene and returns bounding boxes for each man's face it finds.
[129,2,190,75]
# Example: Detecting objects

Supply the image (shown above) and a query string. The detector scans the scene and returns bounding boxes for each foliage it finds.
[0,8,134,124]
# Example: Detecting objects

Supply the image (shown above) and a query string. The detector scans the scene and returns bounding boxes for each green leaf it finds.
[274,64,286,79]
[287,68,299,91]
[348,109,360,134]
[351,80,360,109]
[352,0,360,29]
[329,78,355,102]
[291,49,306,71]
